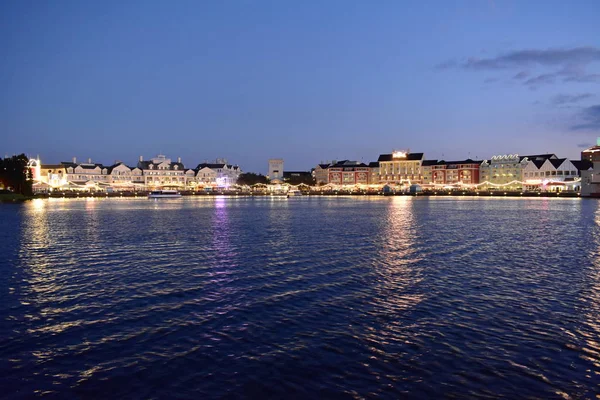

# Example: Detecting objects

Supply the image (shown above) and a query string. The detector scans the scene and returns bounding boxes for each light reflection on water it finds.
[1,197,599,399]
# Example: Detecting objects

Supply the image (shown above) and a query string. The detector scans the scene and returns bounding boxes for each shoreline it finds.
[27,191,598,199]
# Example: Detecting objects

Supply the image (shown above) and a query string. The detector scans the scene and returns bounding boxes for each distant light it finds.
[392,151,407,159]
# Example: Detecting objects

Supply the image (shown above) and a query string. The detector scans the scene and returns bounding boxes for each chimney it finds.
[139,155,143,162]
[73,157,77,163]
[178,157,181,164]
[88,158,92,164]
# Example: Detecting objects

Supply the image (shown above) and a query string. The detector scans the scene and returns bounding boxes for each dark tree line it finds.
[0,154,33,195]
[237,172,270,186]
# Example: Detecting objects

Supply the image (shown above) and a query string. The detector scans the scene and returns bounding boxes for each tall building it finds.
[377,151,425,185]
[581,138,600,162]
[268,159,284,183]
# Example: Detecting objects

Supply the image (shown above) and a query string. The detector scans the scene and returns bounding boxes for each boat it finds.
[148,190,182,198]
[287,189,303,197]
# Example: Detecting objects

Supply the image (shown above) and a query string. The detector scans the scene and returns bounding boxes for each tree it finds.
[237,172,269,186]
[0,154,33,195]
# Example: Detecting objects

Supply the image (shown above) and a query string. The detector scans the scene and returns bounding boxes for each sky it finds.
[1,0,599,173]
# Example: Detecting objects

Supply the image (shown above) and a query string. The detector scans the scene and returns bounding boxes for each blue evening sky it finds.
[1,0,599,173]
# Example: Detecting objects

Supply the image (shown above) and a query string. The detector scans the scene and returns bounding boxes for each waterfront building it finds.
[522,158,587,192]
[314,163,331,185]
[581,161,600,197]
[581,138,600,162]
[138,155,186,189]
[377,151,424,186]
[326,160,370,186]
[106,162,144,190]
[421,159,482,187]
[480,154,556,190]
[368,162,380,185]
[268,159,284,183]
[195,160,241,188]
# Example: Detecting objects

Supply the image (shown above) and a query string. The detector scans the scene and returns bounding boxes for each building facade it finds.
[327,161,370,186]
[480,154,556,190]
[421,159,482,187]
[268,159,284,183]
[581,161,600,197]
[522,158,586,191]
[378,151,424,186]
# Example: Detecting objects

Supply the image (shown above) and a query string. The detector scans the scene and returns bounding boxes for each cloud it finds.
[551,93,595,105]
[524,73,556,89]
[434,60,457,70]
[577,143,592,148]
[564,73,600,83]
[463,47,600,70]
[437,47,600,88]
[571,105,600,131]
[512,71,529,80]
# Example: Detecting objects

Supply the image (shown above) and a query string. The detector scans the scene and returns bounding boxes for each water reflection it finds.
[373,197,424,322]
[581,203,600,373]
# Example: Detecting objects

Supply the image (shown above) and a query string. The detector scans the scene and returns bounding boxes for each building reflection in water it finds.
[209,196,238,285]
[581,203,600,373]
[372,197,424,329]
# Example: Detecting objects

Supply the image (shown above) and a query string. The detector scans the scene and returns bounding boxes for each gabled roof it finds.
[520,154,557,162]
[548,158,567,169]
[571,160,593,171]
[318,163,331,169]
[527,159,546,169]
[378,152,424,162]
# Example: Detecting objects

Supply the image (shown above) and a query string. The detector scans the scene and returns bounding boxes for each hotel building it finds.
[421,159,482,187]
[377,151,424,186]
[479,154,556,190]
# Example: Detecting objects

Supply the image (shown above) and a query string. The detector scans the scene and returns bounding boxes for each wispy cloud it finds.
[463,47,600,70]
[571,105,600,131]
[577,143,592,148]
[438,47,600,88]
[551,93,595,105]
[512,71,529,80]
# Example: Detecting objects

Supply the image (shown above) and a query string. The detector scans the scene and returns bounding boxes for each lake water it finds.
[1,196,599,399]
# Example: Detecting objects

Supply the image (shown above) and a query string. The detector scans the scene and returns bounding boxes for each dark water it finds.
[1,196,599,399]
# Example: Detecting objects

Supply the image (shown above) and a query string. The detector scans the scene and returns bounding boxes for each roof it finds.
[330,160,368,168]
[571,160,593,171]
[196,163,226,170]
[519,154,556,162]
[317,163,331,169]
[378,152,424,162]
[528,159,546,169]
[368,161,380,168]
[422,160,438,166]
[139,160,185,170]
[548,158,567,169]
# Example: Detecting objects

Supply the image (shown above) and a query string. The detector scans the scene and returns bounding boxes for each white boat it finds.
[287,189,303,197]
[148,190,182,198]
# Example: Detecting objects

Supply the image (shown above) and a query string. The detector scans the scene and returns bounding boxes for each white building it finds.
[522,158,583,192]
[268,159,284,183]
[138,155,186,188]
[480,154,556,190]
[195,160,242,188]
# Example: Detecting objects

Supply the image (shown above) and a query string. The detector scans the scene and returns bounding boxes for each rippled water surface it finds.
[1,196,599,399]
